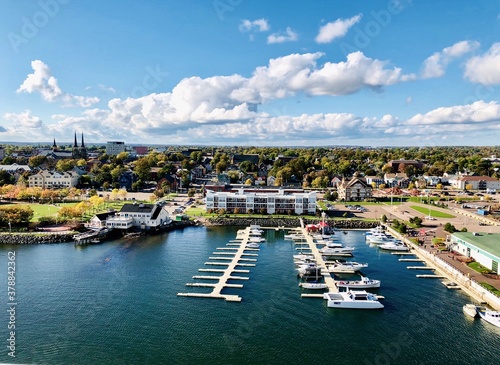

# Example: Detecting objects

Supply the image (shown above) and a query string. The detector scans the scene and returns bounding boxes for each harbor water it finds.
[1,227,499,364]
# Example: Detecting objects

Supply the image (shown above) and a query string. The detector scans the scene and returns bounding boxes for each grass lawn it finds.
[468,262,494,274]
[479,282,500,296]
[409,205,455,218]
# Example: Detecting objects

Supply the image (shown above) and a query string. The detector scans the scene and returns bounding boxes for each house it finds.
[157,174,180,192]
[337,177,372,202]
[105,202,171,230]
[0,163,31,174]
[28,170,80,189]
[384,173,408,187]
[88,211,117,229]
[231,154,259,165]
[452,176,500,191]
[205,188,316,215]
[450,232,500,274]
[365,176,384,188]
[118,170,136,191]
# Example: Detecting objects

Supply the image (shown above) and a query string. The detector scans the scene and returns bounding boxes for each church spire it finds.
[81,132,85,147]
[53,138,57,149]
[74,132,78,147]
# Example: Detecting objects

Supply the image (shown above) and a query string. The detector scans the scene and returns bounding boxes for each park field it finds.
[409,205,455,218]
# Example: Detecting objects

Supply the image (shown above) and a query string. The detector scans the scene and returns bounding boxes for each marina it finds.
[2,226,500,364]
[177,226,260,302]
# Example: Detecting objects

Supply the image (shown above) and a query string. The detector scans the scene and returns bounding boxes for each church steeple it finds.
[53,138,57,148]
[74,132,78,147]
[81,132,85,148]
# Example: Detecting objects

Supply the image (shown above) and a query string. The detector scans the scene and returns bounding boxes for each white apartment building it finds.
[451,176,500,190]
[28,170,80,189]
[205,189,317,215]
[106,141,126,156]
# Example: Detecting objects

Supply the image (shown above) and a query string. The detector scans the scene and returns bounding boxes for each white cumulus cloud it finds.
[239,18,270,32]
[464,42,500,85]
[315,14,362,43]
[17,60,100,107]
[267,27,298,44]
[4,110,43,129]
[421,40,480,79]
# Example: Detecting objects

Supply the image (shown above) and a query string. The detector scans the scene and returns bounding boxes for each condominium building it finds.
[28,170,80,189]
[205,188,317,215]
[106,141,126,156]
[450,232,500,274]
[337,177,372,202]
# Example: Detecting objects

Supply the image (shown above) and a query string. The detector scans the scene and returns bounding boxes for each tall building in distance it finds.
[106,141,125,156]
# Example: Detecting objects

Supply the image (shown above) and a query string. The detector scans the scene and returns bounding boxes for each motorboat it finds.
[328,261,368,273]
[297,265,323,279]
[248,236,266,243]
[325,241,343,248]
[462,304,478,318]
[477,308,500,328]
[284,234,306,241]
[293,253,314,261]
[336,276,381,289]
[246,242,260,249]
[299,282,328,290]
[319,246,355,255]
[379,242,409,252]
[366,233,397,244]
[364,226,385,236]
[323,290,384,309]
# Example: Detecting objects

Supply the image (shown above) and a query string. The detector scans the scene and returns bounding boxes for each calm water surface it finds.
[0,227,499,364]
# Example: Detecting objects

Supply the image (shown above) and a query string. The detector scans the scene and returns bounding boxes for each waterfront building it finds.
[450,232,500,274]
[205,188,316,215]
[105,202,171,230]
[28,170,80,189]
[106,141,126,156]
[337,177,372,202]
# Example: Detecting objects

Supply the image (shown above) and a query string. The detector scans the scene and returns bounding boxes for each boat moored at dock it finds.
[477,308,500,328]
[323,290,384,309]
[328,261,368,273]
[335,276,381,289]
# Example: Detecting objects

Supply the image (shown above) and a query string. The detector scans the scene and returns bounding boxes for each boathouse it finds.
[450,232,500,274]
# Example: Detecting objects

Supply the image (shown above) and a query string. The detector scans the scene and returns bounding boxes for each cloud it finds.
[405,100,500,125]
[421,40,480,78]
[267,27,298,44]
[315,14,362,43]
[464,42,500,85]
[17,60,100,107]
[239,18,270,32]
[3,110,43,129]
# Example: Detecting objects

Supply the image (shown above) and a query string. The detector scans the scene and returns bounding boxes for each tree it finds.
[28,155,47,168]
[444,222,457,233]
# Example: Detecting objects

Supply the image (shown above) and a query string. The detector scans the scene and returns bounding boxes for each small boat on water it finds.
[463,304,478,318]
[246,242,260,249]
[336,276,381,289]
[299,282,329,290]
[477,308,500,328]
[328,261,368,273]
[323,290,384,309]
[319,246,355,255]
[293,254,314,261]
[364,226,385,236]
[379,242,409,252]
[248,237,266,243]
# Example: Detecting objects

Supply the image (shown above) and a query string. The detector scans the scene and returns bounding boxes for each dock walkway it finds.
[297,219,338,297]
[178,226,258,302]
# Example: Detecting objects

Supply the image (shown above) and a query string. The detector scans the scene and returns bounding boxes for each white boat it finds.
[246,242,260,249]
[328,261,368,273]
[284,234,306,241]
[379,242,409,252]
[336,276,381,289]
[248,237,266,243]
[365,226,385,236]
[323,290,384,309]
[299,282,328,290]
[319,246,355,255]
[366,233,397,244]
[477,308,500,328]
[462,304,478,318]
[293,254,314,261]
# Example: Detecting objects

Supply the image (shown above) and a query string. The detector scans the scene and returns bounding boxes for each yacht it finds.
[366,233,397,244]
[293,254,314,261]
[335,276,381,289]
[477,308,500,328]
[319,246,355,255]
[364,226,385,236]
[323,290,384,309]
[379,242,409,252]
[246,242,260,249]
[328,261,368,273]
[299,282,329,290]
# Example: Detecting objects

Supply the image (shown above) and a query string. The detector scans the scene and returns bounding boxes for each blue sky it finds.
[0,0,499,146]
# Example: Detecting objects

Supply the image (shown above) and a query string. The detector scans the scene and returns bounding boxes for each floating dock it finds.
[407,266,436,270]
[416,274,444,278]
[177,226,258,302]
[399,258,424,262]
[296,220,339,298]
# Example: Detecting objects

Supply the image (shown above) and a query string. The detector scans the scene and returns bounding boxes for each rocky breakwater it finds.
[0,232,76,245]
[207,217,378,229]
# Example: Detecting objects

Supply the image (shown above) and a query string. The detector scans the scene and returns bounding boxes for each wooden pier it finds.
[296,220,339,298]
[177,226,259,302]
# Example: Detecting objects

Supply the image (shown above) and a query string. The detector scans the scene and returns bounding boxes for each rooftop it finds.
[452,232,500,259]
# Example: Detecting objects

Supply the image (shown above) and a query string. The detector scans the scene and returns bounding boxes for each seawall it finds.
[0,232,76,245]
[206,217,378,229]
